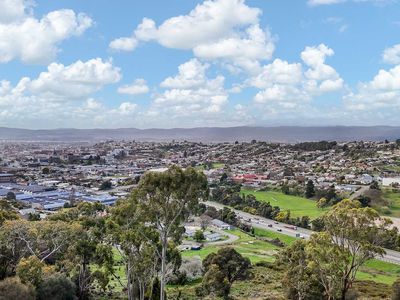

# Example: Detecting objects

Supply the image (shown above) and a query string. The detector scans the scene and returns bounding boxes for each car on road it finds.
[277,228,282,232]
[267,224,273,227]
[274,221,279,224]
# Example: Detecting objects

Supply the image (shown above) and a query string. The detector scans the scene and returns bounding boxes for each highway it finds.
[205,201,400,265]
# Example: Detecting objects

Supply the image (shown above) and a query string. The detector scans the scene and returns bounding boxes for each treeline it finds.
[0,166,209,300]
[291,141,337,151]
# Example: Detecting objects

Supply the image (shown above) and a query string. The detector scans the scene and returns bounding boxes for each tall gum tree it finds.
[135,165,208,300]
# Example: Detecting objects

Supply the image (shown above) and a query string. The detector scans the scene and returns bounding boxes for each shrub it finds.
[0,277,35,300]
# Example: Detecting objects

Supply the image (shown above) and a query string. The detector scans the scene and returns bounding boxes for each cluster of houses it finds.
[0,139,400,219]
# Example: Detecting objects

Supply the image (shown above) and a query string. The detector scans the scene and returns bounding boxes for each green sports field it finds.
[241,188,326,219]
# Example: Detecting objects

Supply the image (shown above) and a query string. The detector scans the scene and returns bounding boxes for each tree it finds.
[306,233,347,300]
[0,277,35,300]
[28,213,41,221]
[277,239,324,300]
[196,265,230,299]
[282,184,290,195]
[42,167,50,175]
[370,180,380,190]
[199,248,250,299]
[203,247,251,286]
[317,197,328,208]
[16,256,46,287]
[2,220,77,263]
[0,200,18,226]
[5,191,15,201]
[193,230,205,243]
[312,200,392,300]
[356,195,371,207]
[55,202,113,300]
[110,197,160,300]
[326,186,337,202]
[305,180,315,198]
[220,173,228,182]
[0,221,29,279]
[99,180,112,190]
[134,166,208,300]
[36,273,76,300]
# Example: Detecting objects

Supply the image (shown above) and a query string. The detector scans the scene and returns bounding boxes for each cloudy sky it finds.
[0,0,400,129]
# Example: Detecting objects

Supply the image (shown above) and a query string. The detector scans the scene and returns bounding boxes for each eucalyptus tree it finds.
[134,165,208,300]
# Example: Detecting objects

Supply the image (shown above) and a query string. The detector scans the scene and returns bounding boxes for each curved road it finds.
[205,201,400,265]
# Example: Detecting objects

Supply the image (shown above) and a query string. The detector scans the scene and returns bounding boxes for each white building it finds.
[211,219,233,230]
[382,177,400,187]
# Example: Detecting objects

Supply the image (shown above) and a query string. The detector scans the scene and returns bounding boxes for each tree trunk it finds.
[78,260,89,300]
[127,261,133,300]
[160,233,167,300]
[341,277,349,300]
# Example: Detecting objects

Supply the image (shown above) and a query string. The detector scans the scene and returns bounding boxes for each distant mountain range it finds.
[0,126,399,143]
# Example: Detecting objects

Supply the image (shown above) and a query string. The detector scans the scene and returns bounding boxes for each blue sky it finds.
[0,0,400,129]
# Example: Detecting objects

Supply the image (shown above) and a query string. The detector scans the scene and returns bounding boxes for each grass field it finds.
[358,259,400,285]
[182,229,285,263]
[241,188,325,218]
[382,189,400,217]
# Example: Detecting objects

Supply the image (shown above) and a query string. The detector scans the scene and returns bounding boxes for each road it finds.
[205,201,400,265]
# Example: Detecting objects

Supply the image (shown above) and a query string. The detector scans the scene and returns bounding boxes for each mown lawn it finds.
[241,188,325,219]
[382,189,400,217]
[253,227,297,245]
[182,229,282,264]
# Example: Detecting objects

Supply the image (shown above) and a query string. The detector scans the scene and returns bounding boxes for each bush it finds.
[16,256,45,287]
[36,273,76,300]
[0,277,35,300]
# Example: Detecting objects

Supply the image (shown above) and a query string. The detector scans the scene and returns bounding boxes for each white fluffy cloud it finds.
[0,0,32,24]
[249,44,343,109]
[301,44,344,93]
[134,0,260,49]
[118,79,149,95]
[110,0,274,73]
[250,59,303,89]
[150,59,228,117]
[345,64,400,110]
[25,58,122,101]
[160,59,209,89]
[383,44,400,65]
[0,1,92,64]
[116,102,138,115]
[193,24,275,73]
[0,58,127,128]
[109,36,138,51]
